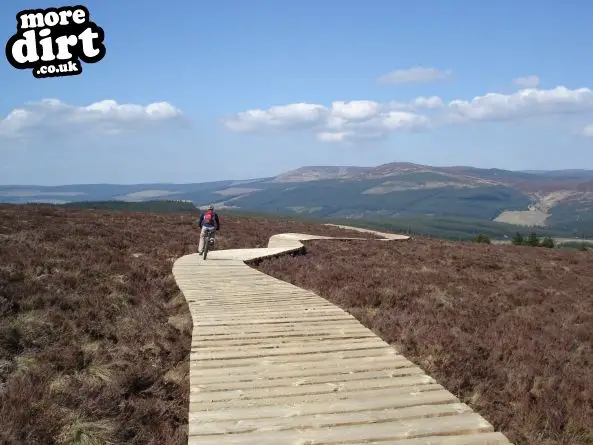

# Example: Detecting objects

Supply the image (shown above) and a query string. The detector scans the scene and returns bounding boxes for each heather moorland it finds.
[0,205,374,445]
[1,204,591,445]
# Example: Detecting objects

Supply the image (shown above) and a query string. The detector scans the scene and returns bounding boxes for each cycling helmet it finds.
[207,204,214,210]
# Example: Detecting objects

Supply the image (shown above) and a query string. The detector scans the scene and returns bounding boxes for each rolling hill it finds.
[3,162,593,235]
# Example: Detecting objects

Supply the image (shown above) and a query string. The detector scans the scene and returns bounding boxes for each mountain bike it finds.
[201,227,216,260]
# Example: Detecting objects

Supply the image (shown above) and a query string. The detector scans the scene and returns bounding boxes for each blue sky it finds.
[1,0,593,185]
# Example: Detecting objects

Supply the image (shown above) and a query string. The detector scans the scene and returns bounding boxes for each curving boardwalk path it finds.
[172,226,513,445]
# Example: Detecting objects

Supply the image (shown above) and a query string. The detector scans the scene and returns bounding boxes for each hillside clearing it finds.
[114,190,179,201]
[494,209,549,226]
[214,187,261,196]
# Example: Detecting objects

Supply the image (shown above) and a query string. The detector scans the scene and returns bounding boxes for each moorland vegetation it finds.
[1,203,591,445]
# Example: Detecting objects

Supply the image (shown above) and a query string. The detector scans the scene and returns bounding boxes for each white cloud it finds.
[410,96,445,109]
[331,100,381,121]
[583,124,593,137]
[382,111,429,129]
[447,86,593,123]
[223,85,593,143]
[377,66,452,85]
[223,100,430,143]
[513,75,540,88]
[317,132,348,142]
[0,98,183,139]
[222,103,326,132]
[318,109,429,143]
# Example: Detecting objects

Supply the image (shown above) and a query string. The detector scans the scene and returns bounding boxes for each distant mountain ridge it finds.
[3,162,593,233]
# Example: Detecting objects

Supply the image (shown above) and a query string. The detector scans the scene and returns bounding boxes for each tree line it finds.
[474,231,589,250]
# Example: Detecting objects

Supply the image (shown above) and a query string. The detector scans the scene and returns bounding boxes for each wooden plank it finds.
[191,332,376,345]
[189,384,446,410]
[190,367,425,390]
[189,374,436,403]
[193,322,372,336]
[345,433,511,445]
[189,356,417,380]
[189,389,460,422]
[190,339,390,359]
[187,412,493,444]
[189,347,402,369]
[189,403,473,435]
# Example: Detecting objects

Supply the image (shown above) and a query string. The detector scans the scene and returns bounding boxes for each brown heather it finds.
[254,237,593,445]
[2,204,592,445]
[0,205,375,445]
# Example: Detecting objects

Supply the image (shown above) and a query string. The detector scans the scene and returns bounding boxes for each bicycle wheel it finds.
[202,233,210,260]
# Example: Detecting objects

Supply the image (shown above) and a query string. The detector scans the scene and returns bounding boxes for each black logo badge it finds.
[5,5,106,78]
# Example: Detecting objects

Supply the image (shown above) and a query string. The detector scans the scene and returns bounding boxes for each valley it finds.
[3,162,593,238]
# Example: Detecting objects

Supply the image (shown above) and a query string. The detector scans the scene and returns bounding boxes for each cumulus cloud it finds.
[320,110,429,142]
[447,86,593,123]
[222,103,326,132]
[377,66,452,85]
[410,96,445,109]
[0,98,183,139]
[222,100,430,142]
[513,75,540,88]
[583,124,593,137]
[223,85,593,143]
[331,100,381,121]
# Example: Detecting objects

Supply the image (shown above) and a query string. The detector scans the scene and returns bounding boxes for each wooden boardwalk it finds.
[172,228,513,445]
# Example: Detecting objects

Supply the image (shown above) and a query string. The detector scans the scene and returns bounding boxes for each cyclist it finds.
[197,204,220,255]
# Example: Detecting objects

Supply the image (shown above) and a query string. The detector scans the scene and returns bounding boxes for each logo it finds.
[5,5,106,78]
